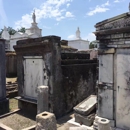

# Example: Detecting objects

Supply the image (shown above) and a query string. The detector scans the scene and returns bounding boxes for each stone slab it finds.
[74,113,95,126]
[67,118,93,130]
[69,126,93,130]
[0,123,13,130]
[74,95,96,116]
[21,125,36,130]
[67,118,81,127]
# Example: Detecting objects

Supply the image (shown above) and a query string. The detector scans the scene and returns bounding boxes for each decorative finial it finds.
[76,27,81,39]
[32,10,36,23]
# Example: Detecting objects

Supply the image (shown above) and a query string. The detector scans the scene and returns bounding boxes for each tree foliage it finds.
[89,41,97,49]
[18,27,26,33]
[89,42,94,49]
[0,27,26,38]
[7,27,16,35]
[0,29,3,37]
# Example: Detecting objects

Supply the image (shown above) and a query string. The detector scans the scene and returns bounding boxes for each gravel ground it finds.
[6,77,17,84]
[0,110,36,130]
[9,99,18,112]
[3,78,74,130]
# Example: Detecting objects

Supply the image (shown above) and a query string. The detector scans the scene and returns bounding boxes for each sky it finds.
[0,0,129,42]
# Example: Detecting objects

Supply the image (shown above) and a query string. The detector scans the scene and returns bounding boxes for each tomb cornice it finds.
[95,12,130,33]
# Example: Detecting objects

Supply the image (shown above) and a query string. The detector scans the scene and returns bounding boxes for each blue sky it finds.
[0,0,129,41]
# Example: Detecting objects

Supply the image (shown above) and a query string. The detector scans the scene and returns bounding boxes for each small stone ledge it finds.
[15,96,37,104]
[0,123,13,130]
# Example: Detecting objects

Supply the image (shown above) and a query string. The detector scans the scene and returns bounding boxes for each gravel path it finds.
[0,111,36,130]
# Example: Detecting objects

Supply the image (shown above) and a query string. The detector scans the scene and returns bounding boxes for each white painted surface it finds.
[68,27,89,50]
[116,49,130,129]
[1,26,10,40]
[2,11,42,51]
[98,87,113,120]
[76,27,81,40]
[68,118,93,129]
[24,57,44,99]
[99,54,113,83]
[68,40,89,50]
[5,40,10,51]
[25,23,42,37]
[10,36,28,51]
[79,96,96,109]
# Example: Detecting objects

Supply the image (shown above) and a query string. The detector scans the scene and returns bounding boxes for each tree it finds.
[0,29,3,38]
[7,27,16,35]
[89,42,95,49]
[89,40,98,49]
[0,26,26,38]
[18,27,26,33]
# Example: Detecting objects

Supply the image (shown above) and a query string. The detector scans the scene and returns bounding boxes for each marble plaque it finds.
[24,56,44,99]
[116,49,130,129]
[99,54,113,83]
[98,87,113,120]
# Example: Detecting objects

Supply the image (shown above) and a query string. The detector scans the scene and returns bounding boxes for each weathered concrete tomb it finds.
[6,52,17,77]
[0,39,9,115]
[14,36,97,118]
[94,11,130,129]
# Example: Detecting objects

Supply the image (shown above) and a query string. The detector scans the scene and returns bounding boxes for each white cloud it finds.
[114,0,120,3]
[55,22,59,25]
[87,1,110,16]
[56,16,65,21]
[67,34,75,40]
[67,3,70,7]
[0,0,8,28]
[83,33,96,42]
[43,25,51,29]
[102,1,110,7]
[15,14,32,29]
[87,6,109,16]
[65,12,74,17]
[14,0,73,29]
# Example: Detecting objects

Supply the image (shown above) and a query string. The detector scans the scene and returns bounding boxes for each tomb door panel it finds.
[116,49,130,129]
[99,54,113,84]
[98,54,114,120]
[98,85,113,120]
[24,57,44,99]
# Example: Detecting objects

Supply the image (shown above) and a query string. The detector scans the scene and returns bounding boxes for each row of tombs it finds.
[0,36,97,118]
[0,10,130,130]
